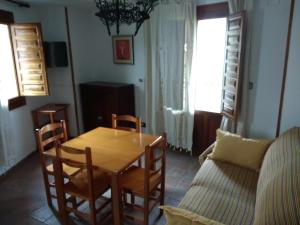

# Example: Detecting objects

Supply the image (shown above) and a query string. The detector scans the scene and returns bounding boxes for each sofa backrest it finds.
[253,127,300,225]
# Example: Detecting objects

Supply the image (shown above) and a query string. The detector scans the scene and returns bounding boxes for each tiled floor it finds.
[0,150,199,225]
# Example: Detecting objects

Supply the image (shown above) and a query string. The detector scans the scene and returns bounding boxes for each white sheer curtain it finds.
[145,0,197,151]
[0,84,16,175]
[220,0,254,136]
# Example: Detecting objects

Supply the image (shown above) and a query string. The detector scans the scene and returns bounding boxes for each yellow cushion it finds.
[209,129,271,171]
[216,128,240,140]
[160,206,224,225]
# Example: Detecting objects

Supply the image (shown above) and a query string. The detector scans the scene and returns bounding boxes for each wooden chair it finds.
[112,114,142,133]
[35,120,79,208]
[120,134,167,225]
[54,143,112,225]
[112,113,142,167]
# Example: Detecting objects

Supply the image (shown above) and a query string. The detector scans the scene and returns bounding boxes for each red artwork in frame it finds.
[112,35,134,64]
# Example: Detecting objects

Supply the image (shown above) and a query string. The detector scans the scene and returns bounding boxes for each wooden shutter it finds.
[221,11,246,121]
[10,23,49,96]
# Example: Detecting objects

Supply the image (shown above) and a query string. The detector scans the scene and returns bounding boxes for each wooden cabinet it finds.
[80,82,135,132]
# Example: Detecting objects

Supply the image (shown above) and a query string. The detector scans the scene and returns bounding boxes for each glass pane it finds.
[194,18,227,113]
[0,24,18,99]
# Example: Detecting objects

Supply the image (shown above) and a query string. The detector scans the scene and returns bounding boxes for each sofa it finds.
[175,127,300,225]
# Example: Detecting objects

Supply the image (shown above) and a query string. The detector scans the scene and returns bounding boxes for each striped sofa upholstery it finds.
[178,127,300,225]
[179,159,258,225]
[253,127,300,225]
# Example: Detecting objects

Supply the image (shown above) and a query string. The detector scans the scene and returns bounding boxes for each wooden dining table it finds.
[44,127,159,225]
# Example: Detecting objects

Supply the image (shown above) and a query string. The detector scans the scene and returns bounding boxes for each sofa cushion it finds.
[209,129,271,171]
[179,159,258,225]
[253,127,300,225]
[160,206,225,225]
[216,128,241,140]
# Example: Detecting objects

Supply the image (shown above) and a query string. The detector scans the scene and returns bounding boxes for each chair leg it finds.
[89,201,97,225]
[122,191,127,205]
[144,197,149,225]
[130,193,135,205]
[71,196,77,210]
[42,171,53,208]
[159,184,165,217]
[138,159,142,167]
[60,192,70,225]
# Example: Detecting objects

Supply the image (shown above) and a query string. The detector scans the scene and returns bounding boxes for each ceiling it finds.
[16,0,96,10]
[24,0,94,5]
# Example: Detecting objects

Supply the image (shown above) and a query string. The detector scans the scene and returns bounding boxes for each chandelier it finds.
[95,0,158,36]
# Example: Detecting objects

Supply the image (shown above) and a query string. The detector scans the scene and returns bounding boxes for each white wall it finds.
[246,0,291,139]
[67,7,146,131]
[0,2,77,174]
[280,0,300,133]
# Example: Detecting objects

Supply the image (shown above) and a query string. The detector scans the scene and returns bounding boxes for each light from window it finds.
[193,18,227,113]
[0,24,18,100]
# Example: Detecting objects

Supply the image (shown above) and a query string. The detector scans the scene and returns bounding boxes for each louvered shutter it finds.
[221,11,246,121]
[10,23,49,96]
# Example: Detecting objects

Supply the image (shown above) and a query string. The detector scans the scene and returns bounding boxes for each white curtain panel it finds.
[220,0,254,136]
[0,89,16,175]
[145,0,197,150]
[0,99,15,175]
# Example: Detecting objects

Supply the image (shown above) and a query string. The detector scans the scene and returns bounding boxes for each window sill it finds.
[8,96,26,111]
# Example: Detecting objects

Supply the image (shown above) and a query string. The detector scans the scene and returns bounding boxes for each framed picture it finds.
[112,35,134,64]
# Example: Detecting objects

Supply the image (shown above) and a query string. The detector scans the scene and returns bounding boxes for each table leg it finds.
[53,159,68,225]
[111,172,122,225]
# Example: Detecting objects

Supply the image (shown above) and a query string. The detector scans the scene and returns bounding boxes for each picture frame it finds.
[112,35,134,64]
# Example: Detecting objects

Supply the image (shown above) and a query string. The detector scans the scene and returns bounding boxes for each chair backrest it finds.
[144,133,167,194]
[112,114,142,133]
[55,143,95,199]
[36,120,68,153]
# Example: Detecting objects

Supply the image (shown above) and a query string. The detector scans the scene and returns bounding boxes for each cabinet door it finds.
[81,85,115,131]
[80,83,135,132]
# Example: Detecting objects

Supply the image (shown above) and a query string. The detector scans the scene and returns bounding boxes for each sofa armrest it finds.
[198,142,215,166]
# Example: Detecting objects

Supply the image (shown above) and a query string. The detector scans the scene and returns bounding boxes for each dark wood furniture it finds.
[120,134,167,225]
[80,82,135,132]
[32,104,70,137]
[54,144,112,225]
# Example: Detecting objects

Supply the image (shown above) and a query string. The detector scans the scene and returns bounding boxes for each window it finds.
[193,3,246,121]
[0,10,49,110]
[194,18,227,113]
[0,24,18,99]
[193,3,229,113]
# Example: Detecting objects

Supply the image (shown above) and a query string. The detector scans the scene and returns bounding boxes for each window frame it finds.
[1,9,50,110]
[221,11,246,121]
[197,2,229,20]
[194,3,229,114]
[10,23,49,96]
[0,9,26,110]
[196,3,246,122]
